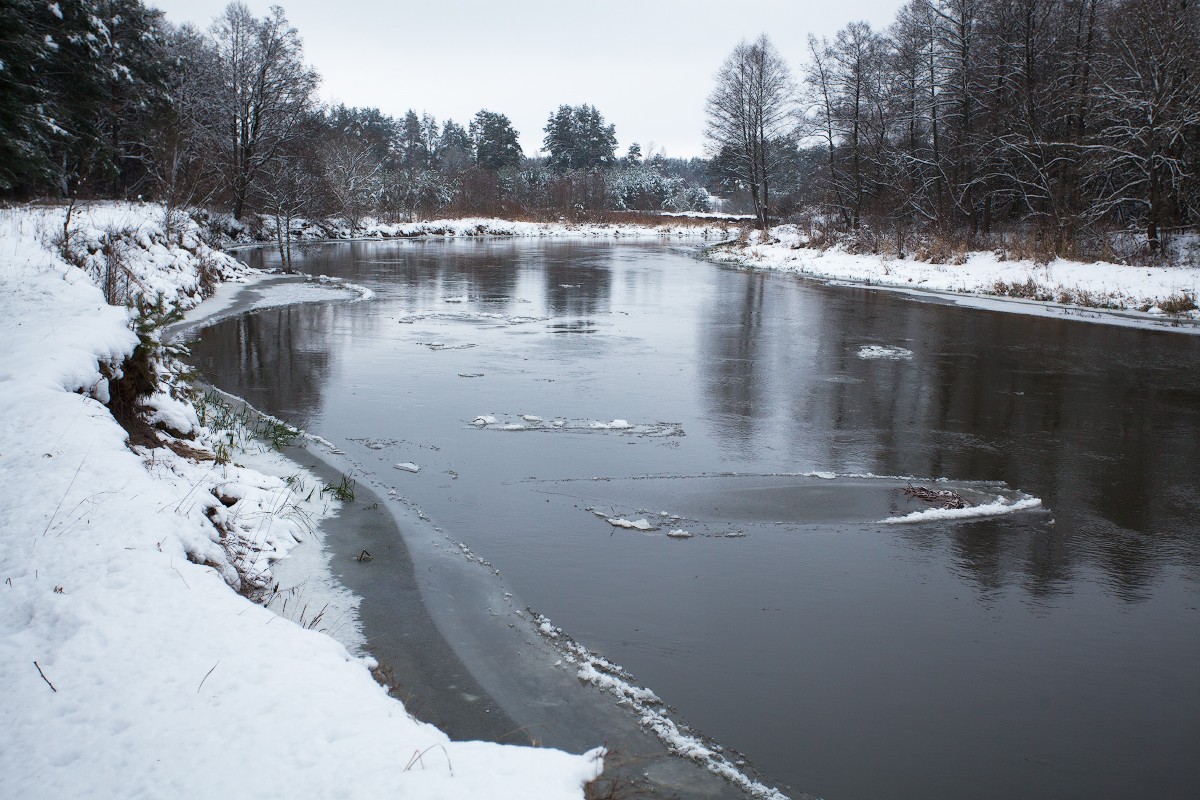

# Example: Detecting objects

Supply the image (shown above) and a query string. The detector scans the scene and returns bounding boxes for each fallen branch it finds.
[904,484,967,510]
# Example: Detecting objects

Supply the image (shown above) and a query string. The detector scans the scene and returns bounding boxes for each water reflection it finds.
[697,268,1200,601]
[540,241,612,318]
[190,303,335,430]
[192,240,1200,800]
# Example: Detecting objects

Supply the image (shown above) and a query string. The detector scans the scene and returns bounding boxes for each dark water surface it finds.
[189,239,1200,800]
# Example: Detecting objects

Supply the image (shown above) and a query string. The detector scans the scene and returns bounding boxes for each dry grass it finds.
[1157,292,1199,315]
[991,277,1055,302]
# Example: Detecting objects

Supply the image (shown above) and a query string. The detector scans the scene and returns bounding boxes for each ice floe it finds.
[606,517,658,531]
[416,341,477,351]
[880,495,1043,524]
[857,344,914,360]
[590,419,633,429]
[469,414,683,437]
[393,462,420,473]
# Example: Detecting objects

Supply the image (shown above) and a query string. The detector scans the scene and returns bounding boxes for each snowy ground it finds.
[0,202,603,798]
[219,213,737,246]
[708,226,1200,333]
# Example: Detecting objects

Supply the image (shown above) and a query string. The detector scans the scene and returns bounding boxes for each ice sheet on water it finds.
[858,344,914,360]
[393,462,419,473]
[398,310,547,327]
[469,414,682,437]
[530,611,788,800]
[417,341,477,351]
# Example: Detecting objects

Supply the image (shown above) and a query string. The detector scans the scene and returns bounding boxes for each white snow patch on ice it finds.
[590,419,633,429]
[606,517,657,531]
[858,345,914,360]
[394,462,420,473]
[530,612,788,800]
[881,496,1043,524]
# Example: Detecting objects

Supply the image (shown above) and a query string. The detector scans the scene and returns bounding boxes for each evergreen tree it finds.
[0,0,53,190]
[397,109,429,176]
[470,109,522,170]
[542,104,617,171]
[437,119,473,171]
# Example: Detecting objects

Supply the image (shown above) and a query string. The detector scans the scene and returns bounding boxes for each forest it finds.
[2,0,1197,259]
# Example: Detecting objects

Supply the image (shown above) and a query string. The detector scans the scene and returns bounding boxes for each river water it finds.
[187,238,1200,800]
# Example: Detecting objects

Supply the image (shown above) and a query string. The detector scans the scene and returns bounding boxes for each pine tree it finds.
[0,0,53,190]
[470,110,522,170]
[542,103,617,172]
[437,119,473,171]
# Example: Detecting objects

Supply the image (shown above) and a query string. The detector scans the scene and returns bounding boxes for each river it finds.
[186,237,1200,800]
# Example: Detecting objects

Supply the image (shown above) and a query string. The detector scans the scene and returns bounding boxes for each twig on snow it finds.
[34,661,57,692]
[197,660,220,693]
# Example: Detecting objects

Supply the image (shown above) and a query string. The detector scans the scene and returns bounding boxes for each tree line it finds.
[707,0,1200,256]
[0,0,713,229]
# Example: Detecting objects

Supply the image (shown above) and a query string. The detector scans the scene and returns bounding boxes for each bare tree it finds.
[706,35,798,230]
[258,136,321,269]
[1090,0,1199,252]
[206,2,319,220]
[321,107,391,231]
[141,24,219,238]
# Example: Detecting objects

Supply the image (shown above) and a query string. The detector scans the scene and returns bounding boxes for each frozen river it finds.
[188,238,1200,800]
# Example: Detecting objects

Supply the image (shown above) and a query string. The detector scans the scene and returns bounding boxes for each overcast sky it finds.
[150,0,905,159]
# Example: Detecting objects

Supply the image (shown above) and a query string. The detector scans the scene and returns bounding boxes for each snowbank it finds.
[230,213,736,244]
[709,226,1200,332]
[0,202,603,798]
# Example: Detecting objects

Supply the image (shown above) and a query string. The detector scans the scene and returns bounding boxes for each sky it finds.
[150,0,906,159]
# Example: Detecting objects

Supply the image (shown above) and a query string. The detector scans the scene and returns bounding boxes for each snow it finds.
[880,496,1043,524]
[394,462,420,473]
[858,345,914,360]
[247,215,737,244]
[590,419,633,429]
[0,202,604,799]
[710,227,1200,333]
[470,414,682,437]
[530,612,787,800]
[606,517,657,531]
[666,529,694,539]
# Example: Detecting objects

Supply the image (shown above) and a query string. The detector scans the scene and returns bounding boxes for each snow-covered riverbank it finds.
[708,226,1200,333]
[217,212,737,246]
[0,202,603,798]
